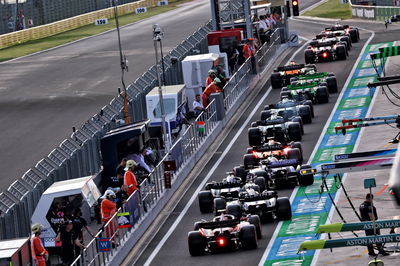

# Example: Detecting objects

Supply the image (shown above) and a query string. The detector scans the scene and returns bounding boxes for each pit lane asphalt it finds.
[0,0,211,191]
[130,20,373,266]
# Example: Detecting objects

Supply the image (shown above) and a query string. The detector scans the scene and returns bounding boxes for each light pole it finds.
[153,24,169,153]
[113,0,130,124]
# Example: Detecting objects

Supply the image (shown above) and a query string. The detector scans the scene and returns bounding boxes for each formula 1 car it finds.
[248,119,303,145]
[321,23,360,43]
[214,185,292,223]
[282,82,329,104]
[270,62,317,89]
[288,71,338,93]
[262,98,313,124]
[304,39,347,64]
[188,214,260,255]
[198,174,267,214]
[315,32,352,52]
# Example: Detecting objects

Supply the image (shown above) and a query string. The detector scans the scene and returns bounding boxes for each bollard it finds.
[210,92,225,121]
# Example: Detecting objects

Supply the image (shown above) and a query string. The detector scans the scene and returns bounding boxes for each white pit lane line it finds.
[143,43,308,266]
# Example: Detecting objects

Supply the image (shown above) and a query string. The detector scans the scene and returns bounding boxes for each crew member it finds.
[101,190,118,240]
[202,78,223,108]
[359,193,389,256]
[206,69,216,87]
[31,224,49,266]
[124,160,139,196]
[243,38,256,59]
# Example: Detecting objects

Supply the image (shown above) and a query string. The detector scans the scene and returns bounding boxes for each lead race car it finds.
[188,213,261,256]
[321,23,360,43]
[270,62,317,89]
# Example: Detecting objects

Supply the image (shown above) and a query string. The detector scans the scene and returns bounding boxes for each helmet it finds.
[269,157,278,163]
[31,223,43,234]
[208,69,215,75]
[226,174,235,183]
[213,78,221,84]
[268,139,276,146]
[124,160,136,171]
[101,189,116,199]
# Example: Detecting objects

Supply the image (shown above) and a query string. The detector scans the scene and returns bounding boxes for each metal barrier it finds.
[0,20,213,240]
[70,28,283,266]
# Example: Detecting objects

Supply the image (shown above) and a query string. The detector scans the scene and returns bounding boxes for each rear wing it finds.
[287,82,318,90]
[276,64,305,72]
[311,40,337,47]
[266,159,298,168]
[240,193,277,202]
[296,72,328,80]
[252,143,284,152]
[258,118,285,125]
[207,181,242,189]
[197,219,240,229]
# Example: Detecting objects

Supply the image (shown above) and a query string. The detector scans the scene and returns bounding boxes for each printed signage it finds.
[135,7,148,14]
[95,18,109,25]
[97,238,111,252]
[157,0,168,6]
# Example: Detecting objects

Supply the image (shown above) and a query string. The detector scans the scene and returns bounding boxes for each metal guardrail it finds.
[70,28,281,266]
[0,21,212,240]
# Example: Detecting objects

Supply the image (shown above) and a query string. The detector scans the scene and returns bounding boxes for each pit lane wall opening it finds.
[350,0,400,21]
[261,41,394,266]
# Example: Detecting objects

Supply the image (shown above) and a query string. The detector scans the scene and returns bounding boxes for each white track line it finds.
[258,24,375,266]
[143,43,308,266]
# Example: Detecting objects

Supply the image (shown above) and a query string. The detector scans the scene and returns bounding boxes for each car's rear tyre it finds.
[198,191,213,213]
[227,203,242,218]
[255,176,267,192]
[326,76,338,93]
[291,116,304,135]
[337,45,347,60]
[299,106,312,124]
[287,122,302,141]
[214,198,227,215]
[304,100,314,117]
[287,148,302,164]
[188,231,206,256]
[291,142,303,162]
[316,86,329,103]
[271,73,282,89]
[248,215,262,239]
[248,127,262,147]
[244,154,257,170]
[240,225,258,250]
[304,49,315,64]
[349,29,359,42]
[276,197,292,221]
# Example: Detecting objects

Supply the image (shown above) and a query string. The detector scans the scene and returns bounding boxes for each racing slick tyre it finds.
[304,49,315,64]
[337,45,347,60]
[255,176,267,192]
[260,110,272,121]
[287,148,302,164]
[326,76,338,93]
[194,221,202,230]
[316,86,329,103]
[240,225,258,250]
[198,191,213,213]
[304,100,314,118]
[271,73,283,89]
[297,164,314,186]
[291,142,303,161]
[227,203,242,218]
[340,36,352,49]
[349,29,359,43]
[287,122,302,141]
[248,127,262,147]
[248,215,262,239]
[188,231,206,256]
[276,197,292,221]
[214,198,227,215]
[299,106,312,124]
[251,122,258,127]
[244,154,257,169]
[290,77,298,83]
[281,87,288,92]
[291,116,304,135]
[234,166,247,182]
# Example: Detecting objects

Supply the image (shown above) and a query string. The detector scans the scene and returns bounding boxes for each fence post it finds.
[209,93,225,121]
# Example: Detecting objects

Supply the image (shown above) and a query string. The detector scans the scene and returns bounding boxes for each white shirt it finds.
[193,100,203,115]
[258,20,268,30]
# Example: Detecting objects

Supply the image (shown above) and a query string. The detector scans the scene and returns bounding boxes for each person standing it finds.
[56,220,85,265]
[124,160,139,196]
[205,69,216,87]
[243,38,256,60]
[359,193,389,256]
[31,224,48,266]
[130,149,152,174]
[100,190,118,241]
[72,208,94,242]
[202,78,223,108]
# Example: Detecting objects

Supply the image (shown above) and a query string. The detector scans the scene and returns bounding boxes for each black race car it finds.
[304,39,347,64]
[270,63,317,89]
[321,23,360,43]
[188,214,260,256]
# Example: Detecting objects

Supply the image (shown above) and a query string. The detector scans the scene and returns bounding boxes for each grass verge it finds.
[0,0,193,62]
[303,0,352,20]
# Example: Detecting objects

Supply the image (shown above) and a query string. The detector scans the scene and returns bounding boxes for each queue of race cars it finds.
[187,23,358,256]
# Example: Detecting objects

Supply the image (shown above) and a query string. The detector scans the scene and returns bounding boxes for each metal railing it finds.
[71,28,284,266]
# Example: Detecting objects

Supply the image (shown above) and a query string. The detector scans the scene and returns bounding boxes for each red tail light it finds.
[252,151,258,158]
[322,52,328,58]
[217,236,226,246]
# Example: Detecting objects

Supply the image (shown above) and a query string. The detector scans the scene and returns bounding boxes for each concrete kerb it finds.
[108,43,291,265]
